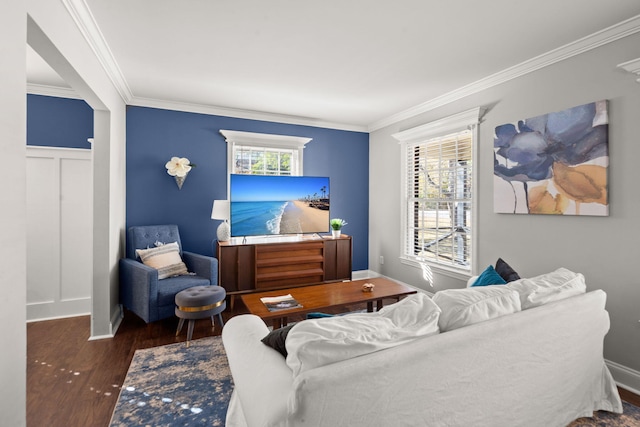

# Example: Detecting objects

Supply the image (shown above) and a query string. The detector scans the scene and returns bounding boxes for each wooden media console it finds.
[216,234,352,301]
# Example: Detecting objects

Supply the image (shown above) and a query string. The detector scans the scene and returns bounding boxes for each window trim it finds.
[392,107,482,277]
[219,129,313,190]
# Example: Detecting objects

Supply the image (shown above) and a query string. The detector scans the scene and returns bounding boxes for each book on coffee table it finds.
[260,294,303,312]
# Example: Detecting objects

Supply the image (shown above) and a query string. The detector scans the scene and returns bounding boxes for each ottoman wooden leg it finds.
[210,313,225,328]
[176,318,185,336]
[186,320,195,347]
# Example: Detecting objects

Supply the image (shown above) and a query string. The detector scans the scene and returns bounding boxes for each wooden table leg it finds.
[367,301,373,312]
[272,318,281,329]
[377,299,383,311]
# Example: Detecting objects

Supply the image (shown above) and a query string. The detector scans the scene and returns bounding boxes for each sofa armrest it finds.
[182,251,218,285]
[119,258,160,323]
[222,315,294,426]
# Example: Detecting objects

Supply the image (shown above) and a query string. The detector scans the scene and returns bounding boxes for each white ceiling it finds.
[26,1,640,131]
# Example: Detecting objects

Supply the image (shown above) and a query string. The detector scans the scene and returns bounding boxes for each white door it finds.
[26,146,92,321]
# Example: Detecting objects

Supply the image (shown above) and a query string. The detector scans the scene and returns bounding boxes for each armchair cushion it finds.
[135,242,189,279]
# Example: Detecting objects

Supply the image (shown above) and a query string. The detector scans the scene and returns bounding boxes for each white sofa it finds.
[222,287,622,426]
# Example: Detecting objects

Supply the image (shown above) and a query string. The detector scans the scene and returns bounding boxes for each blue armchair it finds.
[119,224,219,323]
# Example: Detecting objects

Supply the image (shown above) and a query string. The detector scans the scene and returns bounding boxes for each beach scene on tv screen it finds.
[230,174,330,237]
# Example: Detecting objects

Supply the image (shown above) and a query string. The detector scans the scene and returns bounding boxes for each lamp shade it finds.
[211,200,230,220]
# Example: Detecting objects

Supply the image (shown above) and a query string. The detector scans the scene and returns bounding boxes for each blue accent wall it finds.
[126,106,369,270]
[27,94,93,149]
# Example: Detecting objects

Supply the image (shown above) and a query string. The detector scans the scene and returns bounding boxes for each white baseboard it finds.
[352,269,376,280]
[606,359,640,395]
[110,304,124,335]
[25,311,91,323]
[26,297,92,322]
[89,304,123,341]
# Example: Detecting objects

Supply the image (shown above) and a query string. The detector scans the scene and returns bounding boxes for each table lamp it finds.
[211,200,230,242]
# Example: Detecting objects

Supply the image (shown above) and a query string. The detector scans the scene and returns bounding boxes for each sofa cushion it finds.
[136,241,189,279]
[261,324,296,357]
[471,265,507,287]
[495,258,521,282]
[285,293,440,376]
[432,286,521,332]
[506,267,586,309]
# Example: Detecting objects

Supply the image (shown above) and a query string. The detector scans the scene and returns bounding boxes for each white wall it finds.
[27,0,127,338]
[26,147,93,321]
[370,33,640,388]
[0,1,27,424]
[0,0,127,420]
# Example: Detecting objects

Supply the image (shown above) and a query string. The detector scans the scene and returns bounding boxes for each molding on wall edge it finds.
[606,359,640,395]
[368,14,640,132]
[40,7,640,133]
[128,96,368,132]
[88,304,123,341]
[61,0,133,103]
[352,269,375,280]
[617,57,640,83]
[25,312,91,323]
[27,83,81,99]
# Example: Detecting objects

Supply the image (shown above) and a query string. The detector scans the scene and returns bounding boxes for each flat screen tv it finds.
[230,174,330,237]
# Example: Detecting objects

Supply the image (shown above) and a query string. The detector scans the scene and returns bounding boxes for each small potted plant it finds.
[330,218,347,238]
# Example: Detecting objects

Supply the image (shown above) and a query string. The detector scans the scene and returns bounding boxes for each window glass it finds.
[233,146,298,175]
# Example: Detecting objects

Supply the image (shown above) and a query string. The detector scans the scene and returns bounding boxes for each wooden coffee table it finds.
[241,277,417,328]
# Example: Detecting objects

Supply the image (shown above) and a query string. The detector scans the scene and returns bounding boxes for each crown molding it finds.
[128,96,368,132]
[369,14,640,132]
[27,83,82,99]
[61,0,133,103]
[54,3,640,134]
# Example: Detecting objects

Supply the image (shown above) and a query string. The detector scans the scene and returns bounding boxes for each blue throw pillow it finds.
[306,312,335,319]
[472,265,507,287]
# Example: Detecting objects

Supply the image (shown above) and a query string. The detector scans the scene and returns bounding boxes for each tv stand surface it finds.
[216,234,352,302]
[230,234,324,245]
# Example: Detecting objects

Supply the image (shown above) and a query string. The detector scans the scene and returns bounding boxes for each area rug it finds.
[568,401,640,426]
[109,336,232,427]
[111,335,640,426]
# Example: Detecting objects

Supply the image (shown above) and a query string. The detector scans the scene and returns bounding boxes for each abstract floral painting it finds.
[494,100,609,216]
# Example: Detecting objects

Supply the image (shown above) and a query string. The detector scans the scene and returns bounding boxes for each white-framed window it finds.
[233,145,296,175]
[219,130,312,176]
[393,108,482,276]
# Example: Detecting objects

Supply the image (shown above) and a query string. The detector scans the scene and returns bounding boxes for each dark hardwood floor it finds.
[27,300,640,427]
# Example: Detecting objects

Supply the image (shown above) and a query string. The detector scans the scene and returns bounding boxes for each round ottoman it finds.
[175,285,226,347]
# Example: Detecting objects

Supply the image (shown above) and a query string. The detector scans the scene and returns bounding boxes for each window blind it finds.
[405,129,473,270]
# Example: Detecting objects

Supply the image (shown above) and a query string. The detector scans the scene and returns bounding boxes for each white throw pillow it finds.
[135,241,189,279]
[506,267,586,309]
[432,286,521,332]
[285,293,441,376]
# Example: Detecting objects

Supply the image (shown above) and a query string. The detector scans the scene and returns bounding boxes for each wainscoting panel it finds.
[26,146,92,321]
